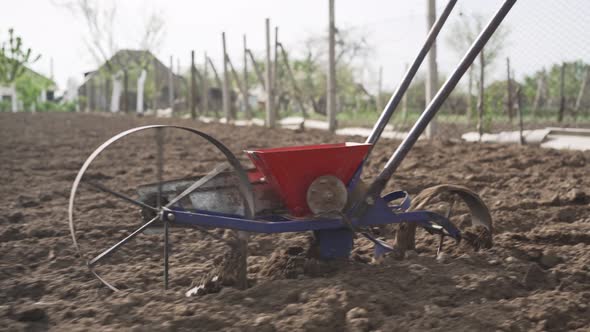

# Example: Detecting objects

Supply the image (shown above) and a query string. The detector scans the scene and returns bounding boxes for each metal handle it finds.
[364,0,458,155]
[367,0,517,199]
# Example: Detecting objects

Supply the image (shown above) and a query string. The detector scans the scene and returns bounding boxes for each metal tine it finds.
[437,198,456,257]
[445,197,456,219]
[83,180,158,212]
[88,216,160,267]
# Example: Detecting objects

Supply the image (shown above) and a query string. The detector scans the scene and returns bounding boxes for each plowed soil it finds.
[1,112,589,332]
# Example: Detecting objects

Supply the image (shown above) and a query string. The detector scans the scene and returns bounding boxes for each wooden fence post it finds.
[273,26,280,120]
[203,52,209,117]
[506,57,513,122]
[265,18,275,128]
[377,66,383,112]
[402,63,409,124]
[532,69,546,118]
[477,50,485,140]
[516,86,524,145]
[227,54,250,118]
[168,55,174,111]
[558,62,565,123]
[327,0,337,132]
[207,56,222,118]
[222,32,232,121]
[467,67,473,123]
[425,0,438,139]
[575,66,588,115]
[123,69,129,113]
[190,50,197,119]
[278,43,308,118]
[243,35,252,120]
[246,49,266,89]
[153,57,159,110]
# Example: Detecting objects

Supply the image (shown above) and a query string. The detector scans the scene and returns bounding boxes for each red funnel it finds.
[246,142,371,216]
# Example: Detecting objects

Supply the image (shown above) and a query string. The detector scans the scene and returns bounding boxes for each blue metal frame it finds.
[167,190,461,259]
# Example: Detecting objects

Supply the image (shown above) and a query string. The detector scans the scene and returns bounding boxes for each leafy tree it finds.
[290,27,373,115]
[520,60,589,117]
[446,12,510,123]
[0,28,41,84]
[15,70,54,110]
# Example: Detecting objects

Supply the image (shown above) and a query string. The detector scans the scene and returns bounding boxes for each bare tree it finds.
[57,0,165,68]
[446,12,510,129]
[303,26,372,68]
[299,27,373,115]
[55,0,166,112]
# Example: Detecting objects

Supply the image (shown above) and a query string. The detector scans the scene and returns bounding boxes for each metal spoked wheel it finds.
[410,184,493,255]
[68,125,254,291]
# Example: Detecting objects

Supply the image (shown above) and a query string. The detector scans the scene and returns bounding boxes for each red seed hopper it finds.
[246,143,371,216]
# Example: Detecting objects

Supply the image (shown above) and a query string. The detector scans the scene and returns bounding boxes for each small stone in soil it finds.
[7,212,24,223]
[408,264,429,275]
[282,303,299,316]
[565,188,586,203]
[539,251,562,269]
[522,263,548,290]
[16,308,48,322]
[436,252,447,263]
[405,250,418,259]
[346,307,368,320]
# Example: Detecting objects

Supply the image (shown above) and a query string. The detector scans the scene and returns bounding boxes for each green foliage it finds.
[0,28,41,84]
[0,99,10,112]
[519,60,588,117]
[35,101,77,112]
[14,69,54,111]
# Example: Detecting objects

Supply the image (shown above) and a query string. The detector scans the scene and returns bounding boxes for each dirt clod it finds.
[523,263,553,290]
[16,308,48,322]
[539,250,562,269]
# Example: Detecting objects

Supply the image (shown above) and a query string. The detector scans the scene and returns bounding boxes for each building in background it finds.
[0,67,56,112]
[77,50,186,112]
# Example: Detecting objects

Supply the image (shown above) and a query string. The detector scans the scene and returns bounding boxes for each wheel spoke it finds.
[88,216,160,267]
[165,162,230,208]
[84,180,157,212]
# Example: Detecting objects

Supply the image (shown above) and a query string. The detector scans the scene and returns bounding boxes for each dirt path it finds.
[1,112,589,331]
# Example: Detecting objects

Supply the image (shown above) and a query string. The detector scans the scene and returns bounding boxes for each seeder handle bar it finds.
[367,0,517,198]
[365,0,457,152]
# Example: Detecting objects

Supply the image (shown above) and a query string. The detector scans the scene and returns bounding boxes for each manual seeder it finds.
[69,0,516,290]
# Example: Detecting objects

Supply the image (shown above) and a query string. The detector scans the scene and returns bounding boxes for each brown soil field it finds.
[1,112,589,331]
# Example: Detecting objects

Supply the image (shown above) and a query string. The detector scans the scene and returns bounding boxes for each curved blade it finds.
[412,184,493,233]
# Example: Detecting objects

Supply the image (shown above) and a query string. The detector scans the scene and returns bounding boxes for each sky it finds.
[2,0,589,94]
